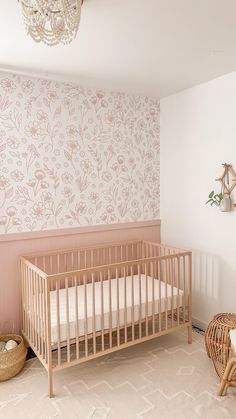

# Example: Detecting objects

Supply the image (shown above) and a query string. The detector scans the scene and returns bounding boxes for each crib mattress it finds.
[50,274,183,345]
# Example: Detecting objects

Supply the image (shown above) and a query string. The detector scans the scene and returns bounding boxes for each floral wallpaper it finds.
[0,73,160,234]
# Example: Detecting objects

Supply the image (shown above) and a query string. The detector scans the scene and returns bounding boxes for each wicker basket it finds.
[205,313,236,378]
[0,335,27,381]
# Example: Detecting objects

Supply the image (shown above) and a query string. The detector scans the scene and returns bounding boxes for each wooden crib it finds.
[20,240,192,397]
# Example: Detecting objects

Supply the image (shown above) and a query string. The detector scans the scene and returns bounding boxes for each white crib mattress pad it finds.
[50,274,184,345]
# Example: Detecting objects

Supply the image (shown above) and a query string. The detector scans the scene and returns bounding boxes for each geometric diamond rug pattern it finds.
[0,329,235,419]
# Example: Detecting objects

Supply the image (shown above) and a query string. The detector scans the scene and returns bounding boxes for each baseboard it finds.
[192,317,207,332]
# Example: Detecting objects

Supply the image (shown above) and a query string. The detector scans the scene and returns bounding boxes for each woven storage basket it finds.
[0,335,27,381]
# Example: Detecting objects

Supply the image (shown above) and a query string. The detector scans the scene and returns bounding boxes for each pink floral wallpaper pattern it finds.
[0,73,160,234]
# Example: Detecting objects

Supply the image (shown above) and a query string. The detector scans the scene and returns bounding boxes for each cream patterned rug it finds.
[0,329,235,419]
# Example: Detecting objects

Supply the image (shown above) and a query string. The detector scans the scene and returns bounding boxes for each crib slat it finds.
[97,248,100,268]
[24,264,27,338]
[32,271,35,348]
[72,251,74,270]
[108,268,112,349]
[45,278,50,366]
[89,248,92,269]
[49,256,53,290]
[142,242,145,258]
[64,253,67,288]
[37,273,41,357]
[44,275,48,362]
[35,272,39,352]
[28,267,31,343]
[102,247,105,267]
[73,276,79,360]
[22,263,26,337]
[84,273,88,357]
[91,249,94,268]
[170,257,174,328]
[41,274,45,361]
[177,257,180,326]
[28,266,31,341]
[131,265,135,341]
[45,277,53,396]
[164,259,168,330]
[183,256,186,323]
[28,267,32,344]
[85,250,87,268]
[108,247,112,348]
[151,262,155,335]
[116,267,120,346]
[21,261,24,335]
[57,253,60,274]
[42,256,46,276]
[188,254,192,342]
[92,272,96,354]
[98,248,101,267]
[124,266,127,344]
[37,270,42,359]
[34,271,37,348]
[31,269,35,346]
[35,272,42,360]
[158,260,162,332]
[41,274,45,358]
[138,264,142,339]
[100,271,105,352]
[56,279,61,366]
[65,276,70,363]
[145,263,148,337]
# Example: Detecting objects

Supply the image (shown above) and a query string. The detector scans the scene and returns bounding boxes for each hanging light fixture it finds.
[19,0,84,46]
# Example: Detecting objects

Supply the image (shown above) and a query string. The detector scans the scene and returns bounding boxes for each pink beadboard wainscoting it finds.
[0,220,161,335]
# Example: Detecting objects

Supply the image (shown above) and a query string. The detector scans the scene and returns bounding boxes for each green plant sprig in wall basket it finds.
[205,190,223,207]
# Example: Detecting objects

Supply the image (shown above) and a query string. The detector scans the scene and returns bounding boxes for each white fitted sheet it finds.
[50,274,183,345]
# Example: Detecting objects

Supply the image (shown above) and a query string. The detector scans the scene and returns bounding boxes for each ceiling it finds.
[1,0,236,98]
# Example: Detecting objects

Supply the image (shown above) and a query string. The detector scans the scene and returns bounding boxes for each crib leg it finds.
[188,325,192,344]
[48,368,54,398]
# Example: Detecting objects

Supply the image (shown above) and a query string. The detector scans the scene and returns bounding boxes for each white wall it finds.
[160,71,236,329]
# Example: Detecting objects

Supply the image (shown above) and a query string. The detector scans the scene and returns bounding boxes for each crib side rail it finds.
[21,241,185,277]
[46,251,189,281]
[20,257,50,367]
[142,240,189,257]
[22,240,143,274]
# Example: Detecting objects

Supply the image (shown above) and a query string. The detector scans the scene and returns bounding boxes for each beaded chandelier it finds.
[19,0,83,46]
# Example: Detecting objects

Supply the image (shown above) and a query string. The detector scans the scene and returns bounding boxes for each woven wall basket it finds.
[0,335,27,381]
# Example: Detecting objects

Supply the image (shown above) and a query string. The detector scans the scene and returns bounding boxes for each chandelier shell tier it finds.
[19,0,83,46]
